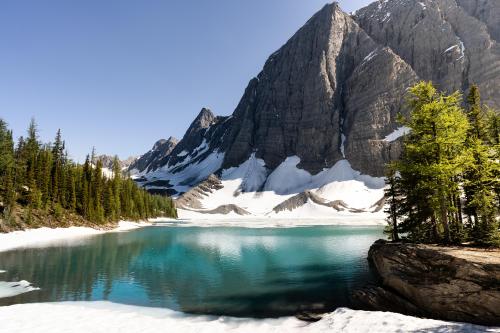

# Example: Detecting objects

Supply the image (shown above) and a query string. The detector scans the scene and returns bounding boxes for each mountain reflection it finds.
[0,226,383,317]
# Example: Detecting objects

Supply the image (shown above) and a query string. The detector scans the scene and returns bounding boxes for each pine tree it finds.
[66,165,77,211]
[25,118,40,159]
[390,82,472,244]
[0,119,177,227]
[463,85,500,246]
[384,167,401,241]
[25,121,42,209]
[112,156,122,218]
[92,159,105,223]
[0,120,15,216]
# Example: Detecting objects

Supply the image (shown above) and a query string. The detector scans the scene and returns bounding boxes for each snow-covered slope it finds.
[176,155,386,220]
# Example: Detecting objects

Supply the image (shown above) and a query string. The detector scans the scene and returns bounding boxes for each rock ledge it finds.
[353,240,500,326]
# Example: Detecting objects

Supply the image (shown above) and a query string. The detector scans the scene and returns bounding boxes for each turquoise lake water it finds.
[0,224,383,317]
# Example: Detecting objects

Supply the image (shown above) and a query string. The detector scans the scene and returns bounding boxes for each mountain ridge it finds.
[129,0,499,218]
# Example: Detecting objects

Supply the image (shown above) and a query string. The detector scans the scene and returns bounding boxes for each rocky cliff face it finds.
[353,240,500,326]
[221,4,419,176]
[131,0,499,198]
[355,0,500,110]
[128,137,178,174]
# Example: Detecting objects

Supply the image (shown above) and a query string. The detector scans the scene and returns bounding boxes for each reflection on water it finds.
[0,225,383,317]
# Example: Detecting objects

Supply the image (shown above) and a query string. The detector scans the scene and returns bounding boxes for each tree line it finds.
[0,119,177,227]
[385,82,500,247]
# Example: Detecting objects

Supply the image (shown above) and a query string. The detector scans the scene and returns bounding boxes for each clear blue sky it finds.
[0,0,372,161]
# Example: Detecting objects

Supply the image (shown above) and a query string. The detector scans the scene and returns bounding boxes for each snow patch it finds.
[383,126,410,142]
[101,167,114,179]
[0,280,40,299]
[149,151,225,193]
[264,157,385,198]
[457,40,465,61]
[444,44,459,53]
[362,50,378,64]
[264,156,312,194]
[0,302,494,333]
[181,156,386,218]
[443,40,465,61]
[340,134,346,158]
[381,12,391,22]
[222,153,268,193]
[0,221,150,253]
[128,168,140,176]
[177,150,188,157]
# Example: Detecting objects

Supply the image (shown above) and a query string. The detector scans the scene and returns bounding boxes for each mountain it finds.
[128,136,178,174]
[97,155,137,171]
[130,0,499,218]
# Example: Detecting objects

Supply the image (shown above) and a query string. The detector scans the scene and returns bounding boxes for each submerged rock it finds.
[353,240,500,326]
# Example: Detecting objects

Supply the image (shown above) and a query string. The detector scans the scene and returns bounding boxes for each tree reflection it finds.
[0,226,382,317]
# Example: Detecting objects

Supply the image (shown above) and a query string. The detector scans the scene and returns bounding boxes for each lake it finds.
[0,224,383,318]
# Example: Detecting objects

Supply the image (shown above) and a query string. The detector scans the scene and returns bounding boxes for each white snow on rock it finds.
[381,12,391,22]
[444,44,459,53]
[101,167,115,179]
[383,126,410,142]
[340,134,346,158]
[0,280,40,299]
[222,153,268,193]
[178,156,386,220]
[362,50,378,64]
[264,156,312,194]
[443,39,466,61]
[0,302,495,333]
[457,40,465,61]
[148,151,224,194]
[0,221,150,253]
[265,157,385,199]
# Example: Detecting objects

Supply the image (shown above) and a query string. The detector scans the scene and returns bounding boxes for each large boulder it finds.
[353,240,500,326]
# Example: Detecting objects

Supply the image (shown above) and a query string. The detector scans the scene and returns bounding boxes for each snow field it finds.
[0,302,494,333]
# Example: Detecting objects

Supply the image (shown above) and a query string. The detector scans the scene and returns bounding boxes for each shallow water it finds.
[0,224,383,317]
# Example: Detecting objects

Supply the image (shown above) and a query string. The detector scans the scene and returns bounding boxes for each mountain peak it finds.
[195,108,215,125]
[132,0,499,197]
[166,136,179,145]
[183,108,216,140]
[152,137,178,151]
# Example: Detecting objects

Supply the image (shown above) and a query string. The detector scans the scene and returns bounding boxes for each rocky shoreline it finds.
[352,240,500,326]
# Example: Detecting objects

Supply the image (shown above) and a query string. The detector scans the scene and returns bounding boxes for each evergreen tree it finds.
[389,82,472,244]
[112,156,122,218]
[384,167,401,241]
[0,119,176,227]
[92,160,105,223]
[0,119,15,215]
[463,85,500,246]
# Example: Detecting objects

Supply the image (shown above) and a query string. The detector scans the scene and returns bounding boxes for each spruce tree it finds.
[384,167,401,241]
[0,119,176,227]
[390,82,471,244]
[463,86,500,246]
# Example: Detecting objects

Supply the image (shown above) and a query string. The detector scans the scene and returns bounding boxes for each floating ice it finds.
[0,280,40,299]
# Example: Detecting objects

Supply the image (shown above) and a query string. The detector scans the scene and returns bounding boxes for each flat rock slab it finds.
[353,240,500,326]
